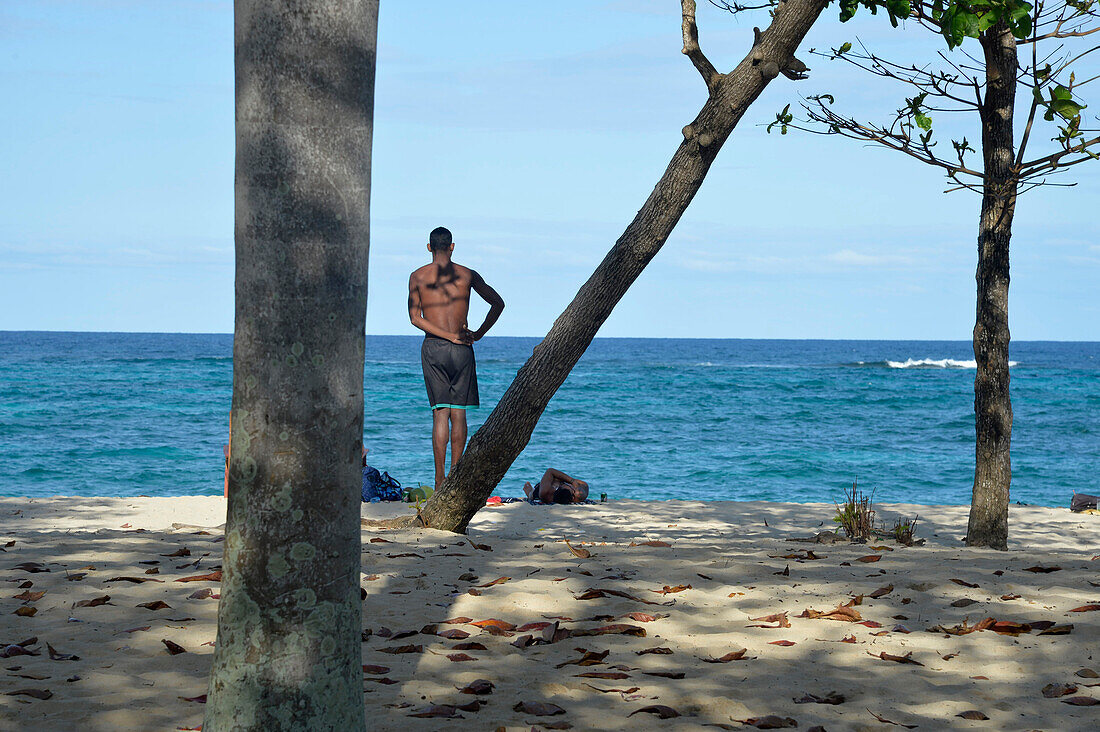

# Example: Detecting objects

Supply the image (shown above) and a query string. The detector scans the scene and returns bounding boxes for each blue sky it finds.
[2,0,1097,339]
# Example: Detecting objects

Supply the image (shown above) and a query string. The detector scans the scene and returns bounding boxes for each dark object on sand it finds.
[362,466,402,502]
[1071,493,1098,513]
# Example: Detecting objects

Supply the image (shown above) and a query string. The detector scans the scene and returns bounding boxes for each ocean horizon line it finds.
[3,329,1098,344]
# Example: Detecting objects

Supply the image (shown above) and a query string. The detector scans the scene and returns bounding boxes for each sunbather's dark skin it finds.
[523,468,589,504]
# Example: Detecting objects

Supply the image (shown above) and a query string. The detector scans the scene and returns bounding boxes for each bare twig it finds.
[682,0,722,92]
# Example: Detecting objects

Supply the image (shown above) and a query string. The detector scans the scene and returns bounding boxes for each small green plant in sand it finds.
[833,482,875,542]
[887,515,920,546]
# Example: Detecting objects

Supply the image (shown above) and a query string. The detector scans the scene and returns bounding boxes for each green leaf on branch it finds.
[767,104,794,135]
[916,113,933,131]
[1043,85,1085,123]
[836,41,853,56]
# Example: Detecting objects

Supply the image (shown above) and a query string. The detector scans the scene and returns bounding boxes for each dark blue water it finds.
[1,332,1097,506]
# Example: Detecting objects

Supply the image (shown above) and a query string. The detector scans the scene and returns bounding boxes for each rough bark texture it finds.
[408,0,827,533]
[204,1,377,729]
[966,22,1017,551]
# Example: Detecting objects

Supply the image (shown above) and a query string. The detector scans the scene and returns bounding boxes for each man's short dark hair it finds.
[553,487,573,505]
[429,227,452,252]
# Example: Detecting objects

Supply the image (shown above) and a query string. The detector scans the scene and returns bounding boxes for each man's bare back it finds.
[408,262,478,343]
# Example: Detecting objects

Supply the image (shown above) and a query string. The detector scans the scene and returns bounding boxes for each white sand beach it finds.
[2,496,1099,731]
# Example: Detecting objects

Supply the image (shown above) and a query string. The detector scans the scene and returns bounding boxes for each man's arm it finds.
[408,275,466,343]
[464,270,504,341]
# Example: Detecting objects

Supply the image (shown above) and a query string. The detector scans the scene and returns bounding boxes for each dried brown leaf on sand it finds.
[702,648,753,663]
[634,540,671,548]
[747,612,791,629]
[575,671,631,679]
[4,688,52,700]
[378,644,423,654]
[13,590,45,601]
[106,576,164,584]
[734,715,798,729]
[161,639,187,655]
[362,665,390,675]
[956,710,988,719]
[643,670,685,678]
[856,555,881,563]
[868,709,918,728]
[1039,624,1074,635]
[446,653,477,662]
[570,624,646,638]
[512,701,566,716]
[794,691,845,705]
[555,649,609,668]
[136,600,171,611]
[799,604,863,622]
[868,650,923,666]
[453,641,488,651]
[475,576,510,588]
[75,595,113,608]
[470,618,515,631]
[653,584,691,595]
[1022,565,1061,573]
[768,640,796,647]
[1069,604,1100,613]
[47,643,79,661]
[457,679,493,695]
[574,588,667,606]
[176,571,222,583]
[629,705,680,719]
[436,628,470,640]
[1061,696,1100,706]
[869,584,894,598]
[584,684,640,694]
[636,646,673,655]
[1041,683,1077,698]
[11,562,49,573]
[950,578,979,588]
[564,540,591,559]
[441,616,472,624]
[623,612,665,622]
[13,606,37,617]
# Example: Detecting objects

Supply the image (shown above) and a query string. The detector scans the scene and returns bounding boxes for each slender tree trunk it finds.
[966,22,1017,550]
[204,2,377,729]
[406,0,827,533]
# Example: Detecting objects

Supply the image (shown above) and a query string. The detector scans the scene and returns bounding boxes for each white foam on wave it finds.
[886,357,1019,369]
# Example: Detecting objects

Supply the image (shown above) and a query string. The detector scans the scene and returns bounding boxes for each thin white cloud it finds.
[826,249,913,266]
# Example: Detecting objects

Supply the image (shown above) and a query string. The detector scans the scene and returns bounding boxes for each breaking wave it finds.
[884,357,1018,369]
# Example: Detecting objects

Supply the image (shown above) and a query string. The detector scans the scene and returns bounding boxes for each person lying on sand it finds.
[524,468,589,504]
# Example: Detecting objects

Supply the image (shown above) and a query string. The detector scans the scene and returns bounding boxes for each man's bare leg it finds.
[450,408,467,470]
[432,407,450,489]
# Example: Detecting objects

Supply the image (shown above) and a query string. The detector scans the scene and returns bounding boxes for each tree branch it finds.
[1019,134,1100,177]
[683,0,722,92]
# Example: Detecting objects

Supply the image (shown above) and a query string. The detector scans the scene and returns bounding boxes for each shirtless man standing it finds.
[408,227,505,489]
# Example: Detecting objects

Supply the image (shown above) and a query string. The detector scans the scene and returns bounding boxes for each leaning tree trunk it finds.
[966,22,1017,551]
[407,0,827,533]
[204,1,377,729]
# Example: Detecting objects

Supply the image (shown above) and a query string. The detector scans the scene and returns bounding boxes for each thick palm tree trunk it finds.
[409,0,827,533]
[966,23,1017,550]
[204,1,377,729]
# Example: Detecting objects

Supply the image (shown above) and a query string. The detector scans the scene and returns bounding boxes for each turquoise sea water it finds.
[1,332,1097,506]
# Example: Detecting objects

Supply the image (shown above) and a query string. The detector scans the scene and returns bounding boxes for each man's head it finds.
[552,486,575,505]
[428,226,453,254]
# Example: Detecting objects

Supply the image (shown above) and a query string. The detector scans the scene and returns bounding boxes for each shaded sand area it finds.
[2,497,1099,731]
